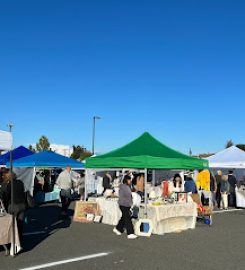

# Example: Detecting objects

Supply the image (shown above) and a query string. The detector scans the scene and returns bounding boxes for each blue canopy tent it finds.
[6,151,84,199]
[0,145,33,165]
[8,151,84,168]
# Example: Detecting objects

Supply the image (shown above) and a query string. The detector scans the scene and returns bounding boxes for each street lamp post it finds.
[92,116,101,155]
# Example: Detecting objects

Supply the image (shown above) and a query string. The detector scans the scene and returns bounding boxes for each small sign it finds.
[176,192,188,203]
[73,201,99,223]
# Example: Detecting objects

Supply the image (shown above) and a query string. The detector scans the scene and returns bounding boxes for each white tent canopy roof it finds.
[207,146,245,168]
[0,130,13,151]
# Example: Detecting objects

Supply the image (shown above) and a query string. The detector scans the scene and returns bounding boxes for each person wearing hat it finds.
[220,175,230,210]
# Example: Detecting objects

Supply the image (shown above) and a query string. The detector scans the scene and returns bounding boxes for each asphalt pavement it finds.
[1,203,245,270]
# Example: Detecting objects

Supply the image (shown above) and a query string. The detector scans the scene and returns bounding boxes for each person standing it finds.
[56,166,74,218]
[210,172,217,207]
[196,169,210,191]
[113,175,137,239]
[215,170,222,208]
[220,175,230,210]
[136,173,144,198]
[102,172,112,194]
[184,174,197,194]
[228,170,237,207]
[5,172,26,246]
[0,169,11,210]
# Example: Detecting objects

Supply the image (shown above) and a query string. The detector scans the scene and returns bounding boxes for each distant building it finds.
[50,144,73,157]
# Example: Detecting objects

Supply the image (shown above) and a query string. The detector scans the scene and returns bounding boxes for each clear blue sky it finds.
[1,0,244,154]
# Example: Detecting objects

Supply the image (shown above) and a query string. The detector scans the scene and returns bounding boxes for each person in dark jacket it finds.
[0,169,11,210]
[184,175,197,194]
[228,170,237,207]
[210,172,217,207]
[215,170,222,208]
[102,172,112,194]
[113,175,137,239]
[5,172,26,246]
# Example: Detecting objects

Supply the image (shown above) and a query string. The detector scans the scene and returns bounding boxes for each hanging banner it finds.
[0,130,13,151]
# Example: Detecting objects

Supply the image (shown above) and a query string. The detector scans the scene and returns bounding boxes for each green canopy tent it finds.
[86,132,208,216]
[86,132,208,169]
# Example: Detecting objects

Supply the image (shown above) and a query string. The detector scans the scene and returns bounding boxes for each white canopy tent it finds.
[207,146,245,169]
[0,130,13,151]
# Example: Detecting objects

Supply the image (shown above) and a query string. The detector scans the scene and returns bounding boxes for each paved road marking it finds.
[213,209,244,214]
[23,231,47,236]
[19,252,109,270]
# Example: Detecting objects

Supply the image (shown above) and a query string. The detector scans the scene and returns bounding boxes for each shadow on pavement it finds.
[22,204,74,252]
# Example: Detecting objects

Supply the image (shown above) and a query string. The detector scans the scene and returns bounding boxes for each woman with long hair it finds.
[113,175,137,239]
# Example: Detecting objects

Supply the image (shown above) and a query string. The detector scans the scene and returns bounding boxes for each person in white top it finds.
[56,166,74,218]
[169,173,184,193]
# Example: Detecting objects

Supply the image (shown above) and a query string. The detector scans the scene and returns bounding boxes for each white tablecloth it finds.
[236,187,245,208]
[0,214,21,256]
[95,198,197,235]
[96,198,121,226]
[146,202,197,235]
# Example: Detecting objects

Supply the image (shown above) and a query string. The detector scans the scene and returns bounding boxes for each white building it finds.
[50,144,73,157]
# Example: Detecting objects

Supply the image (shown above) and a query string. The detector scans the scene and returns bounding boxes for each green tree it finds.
[225,139,234,148]
[36,136,50,152]
[236,144,245,151]
[71,145,92,161]
[28,144,36,152]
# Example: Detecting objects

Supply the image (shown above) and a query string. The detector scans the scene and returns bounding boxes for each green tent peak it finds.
[86,132,208,169]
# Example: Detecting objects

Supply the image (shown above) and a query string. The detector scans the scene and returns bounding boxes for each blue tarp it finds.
[0,146,34,165]
[8,151,84,168]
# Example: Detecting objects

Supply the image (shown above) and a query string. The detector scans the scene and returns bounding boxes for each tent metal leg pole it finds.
[9,124,15,256]
[33,167,36,196]
[144,168,148,217]
[84,169,88,201]
[152,169,156,186]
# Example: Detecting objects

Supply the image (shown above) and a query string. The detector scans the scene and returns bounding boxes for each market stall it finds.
[207,146,245,208]
[7,151,85,202]
[146,201,197,235]
[84,132,208,235]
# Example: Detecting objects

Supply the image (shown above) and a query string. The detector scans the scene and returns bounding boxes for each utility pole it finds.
[92,116,101,155]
